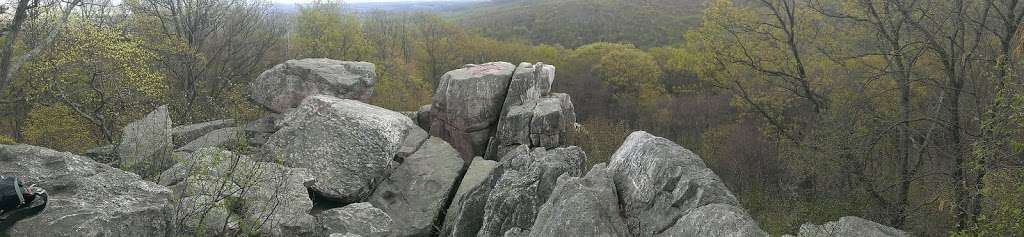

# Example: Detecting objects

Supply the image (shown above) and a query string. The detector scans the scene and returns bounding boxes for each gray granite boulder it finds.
[416,104,432,131]
[319,202,393,237]
[249,59,376,113]
[529,164,628,237]
[244,113,283,146]
[117,105,174,179]
[430,62,516,161]
[83,144,118,164]
[607,131,740,235]
[368,137,464,236]
[171,119,235,146]
[443,145,586,237]
[259,95,413,203]
[396,126,429,161]
[0,144,173,236]
[797,216,909,237]
[486,63,576,161]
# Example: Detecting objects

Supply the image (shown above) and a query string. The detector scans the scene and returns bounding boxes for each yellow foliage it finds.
[22,105,99,153]
[0,135,14,145]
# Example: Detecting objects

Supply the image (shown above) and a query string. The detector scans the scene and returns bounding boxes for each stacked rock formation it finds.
[424,62,576,162]
[1,59,910,237]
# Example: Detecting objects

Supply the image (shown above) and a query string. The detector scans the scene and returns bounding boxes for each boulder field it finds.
[1,59,907,237]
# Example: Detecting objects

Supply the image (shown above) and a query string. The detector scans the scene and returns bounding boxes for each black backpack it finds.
[0,176,26,212]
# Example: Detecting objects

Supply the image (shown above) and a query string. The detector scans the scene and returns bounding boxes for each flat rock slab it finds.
[176,126,242,152]
[319,202,394,237]
[171,119,235,146]
[657,204,768,237]
[249,59,376,113]
[369,137,464,236]
[0,144,173,236]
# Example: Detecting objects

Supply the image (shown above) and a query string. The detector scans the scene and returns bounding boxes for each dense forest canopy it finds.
[0,0,1021,236]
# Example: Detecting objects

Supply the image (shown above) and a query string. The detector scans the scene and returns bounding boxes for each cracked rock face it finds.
[487,63,576,161]
[1,144,173,237]
[442,145,587,237]
[430,62,516,161]
[318,202,394,237]
[249,59,376,113]
[258,95,414,203]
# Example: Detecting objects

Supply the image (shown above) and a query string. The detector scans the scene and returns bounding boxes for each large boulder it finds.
[607,131,740,235]
[176,126,242,152]
[258,95,413,203]
[797,216,909,237]
[368,137,464,236]
[171,119,235,146]
[244,113,283,146]
[0,144,173,236]
[117,105,174,179]
[318,203,394,237]
[158,148,318,236]
[430,62,516,161]
[529,164,629,237]
[443,145,586,237]
[249,59,376,113]
[657,204,767,237]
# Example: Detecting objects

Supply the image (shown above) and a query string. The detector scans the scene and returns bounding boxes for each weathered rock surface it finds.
[259,95,413,203]
[440,157,498,237]
[443,145,586,237]
[158,148,318,236]
[319,202,393,237]
[396,126,429,161]
[117,105,174,179]
[176,126,242,152]
[244,113,283,146]
[249,59,376,113]
[0,144,172,236]
[607,131,739,235]
[430,62,516,161]
[171,119,235,146]
[657,204,767,237]
[487,63,576,161]
[797,216,909,237]
[529,164,628,237]
[368,137,464,237]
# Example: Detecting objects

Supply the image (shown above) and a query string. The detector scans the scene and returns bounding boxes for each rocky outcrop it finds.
[797,216,909,237]
[524,131,766,237]
[158,148,318,236]
[608,131,741,235]
[171,119,235,146]
[176,126,242,152]
[368,137,464,236]
[0,144,173,236]
[430,62,516,161]
[486,63,576,160]
[318,202,394,237]
[249,59,376,113]
[83,144,118,164]
[258,95,413,203]
[117,105,174,179]
[442,145,587,237]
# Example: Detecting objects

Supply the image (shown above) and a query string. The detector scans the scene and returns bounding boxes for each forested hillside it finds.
[0,0,1021,236]
[452,0,705,47]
